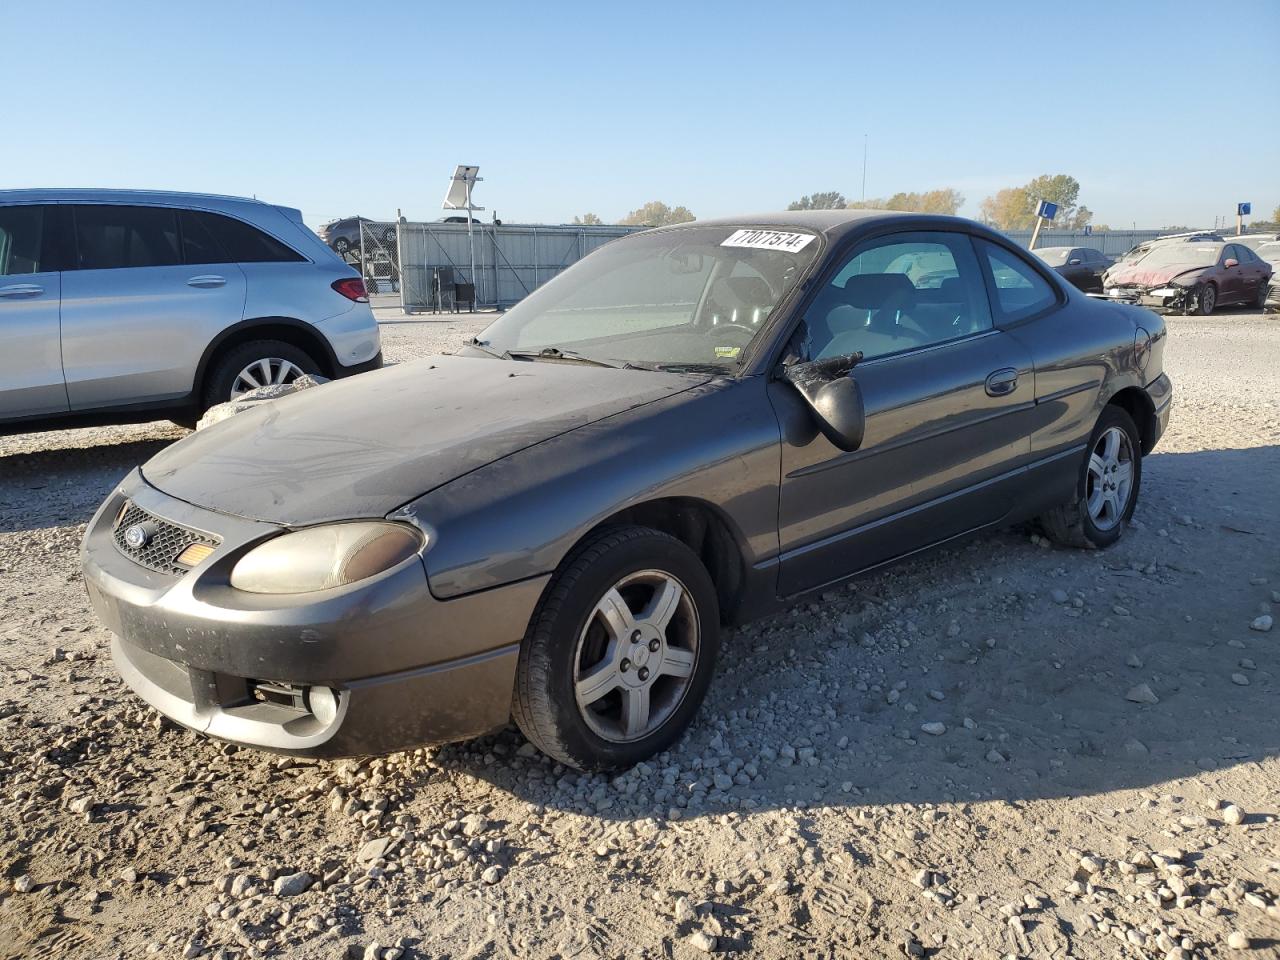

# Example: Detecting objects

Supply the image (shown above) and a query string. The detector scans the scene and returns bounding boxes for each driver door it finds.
[771,230,1035,596]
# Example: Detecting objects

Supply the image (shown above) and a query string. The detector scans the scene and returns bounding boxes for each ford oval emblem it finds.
[124,524,151,550]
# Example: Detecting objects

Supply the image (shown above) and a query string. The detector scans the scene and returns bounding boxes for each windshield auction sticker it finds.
[721,229,815,254]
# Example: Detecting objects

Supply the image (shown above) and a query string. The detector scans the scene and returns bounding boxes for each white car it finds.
[0,189,381,431]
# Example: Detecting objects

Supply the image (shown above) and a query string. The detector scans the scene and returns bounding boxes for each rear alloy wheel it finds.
[1192,282,1217,316]
[202,339,322,412]
[1039,406,1142,549]
[513,526,719,771]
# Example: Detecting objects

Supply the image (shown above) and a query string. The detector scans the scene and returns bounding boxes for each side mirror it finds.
[1068,258,1082,265]
[1224,258,1239,268]
[782,354,866,452]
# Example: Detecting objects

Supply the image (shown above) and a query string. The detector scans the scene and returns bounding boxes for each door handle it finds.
[187,275,227,288]
[0,283,44,298]
[985,368,1019,397]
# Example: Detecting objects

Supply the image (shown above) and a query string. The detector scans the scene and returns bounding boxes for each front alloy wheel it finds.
[513,526,719,771]
[1194,282,1217,315]
[573,570,699,743]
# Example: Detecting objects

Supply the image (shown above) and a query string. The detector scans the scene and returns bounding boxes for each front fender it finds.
[395,378,783,599]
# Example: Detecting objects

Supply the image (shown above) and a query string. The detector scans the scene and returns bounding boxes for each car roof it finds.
[649,209,990,245]
[0,187,271,207]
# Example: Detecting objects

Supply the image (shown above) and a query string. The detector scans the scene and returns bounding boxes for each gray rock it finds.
[985,749,1006,763]
[1051,588,1069,604]
[272,872,312,897]
[1226,930,1251,950]
[13,874,33,893]
[1249,615,1273,632]
[197,374,330,429]
[357,836,393,865]
[481,865,504,885]
[920,722,946,737]
[1231,673,1250,686]
[1126,683,1159,704]
[1223,804,1246,825]
[687,930,718,953]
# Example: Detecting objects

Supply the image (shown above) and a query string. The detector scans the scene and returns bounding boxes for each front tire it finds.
[1192,282,1217,316]
[1038,406,1142,550]
[512,526,719,771]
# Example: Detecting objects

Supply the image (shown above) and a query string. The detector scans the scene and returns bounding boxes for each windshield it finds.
[1136,244,1221,268]
[1035,248,1072,266]
[469,225,821,370]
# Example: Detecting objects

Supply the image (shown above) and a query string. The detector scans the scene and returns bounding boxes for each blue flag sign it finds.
[1237,202,1251,216]
[1036,200,1058,221]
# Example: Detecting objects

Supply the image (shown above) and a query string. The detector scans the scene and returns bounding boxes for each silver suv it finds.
[0,189,382,430]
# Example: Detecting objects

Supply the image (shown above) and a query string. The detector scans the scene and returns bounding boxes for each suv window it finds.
[805,231,993,362]
[199,212,304,263]
[978,240,1058,322]
[74,205,181,270]
[0,205,45,275]
[180,210,232,265]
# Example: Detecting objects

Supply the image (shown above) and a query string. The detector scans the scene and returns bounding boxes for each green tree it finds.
[1273,204,1280,223]
[788,191,847,211]
[846,188,964,215]
[619,201,695,226]
[979,174,1092,230]
[572,213,603,225]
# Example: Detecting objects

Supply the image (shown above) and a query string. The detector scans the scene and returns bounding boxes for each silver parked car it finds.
[0,189,382,430]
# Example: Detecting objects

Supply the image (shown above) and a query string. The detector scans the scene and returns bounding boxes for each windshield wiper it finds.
[628,361,731,374]
[464,337,505,359]
[502,347,619,368]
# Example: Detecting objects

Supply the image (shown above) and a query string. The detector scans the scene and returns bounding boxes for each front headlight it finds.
[230,522,423,594]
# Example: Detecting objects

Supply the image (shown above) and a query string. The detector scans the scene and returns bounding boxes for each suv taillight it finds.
[331,278,368,303]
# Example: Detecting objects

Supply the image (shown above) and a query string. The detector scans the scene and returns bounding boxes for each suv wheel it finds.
[513,526,719,771]
[202,340,322,411]
[1039,406,1142,549]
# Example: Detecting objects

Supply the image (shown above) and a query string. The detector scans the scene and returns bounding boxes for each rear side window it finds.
[180,210,232,265]
[74,205,181,270]
[200,212,304,263]
[978,240,1059,322]
[0,205,45,275]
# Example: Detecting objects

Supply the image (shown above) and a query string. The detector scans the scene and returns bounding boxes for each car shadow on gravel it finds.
[432,444,1280,822]
[0,434,181,533]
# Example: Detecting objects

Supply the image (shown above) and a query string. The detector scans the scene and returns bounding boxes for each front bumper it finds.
[82,472,548,756]
[1105,285,1190,311]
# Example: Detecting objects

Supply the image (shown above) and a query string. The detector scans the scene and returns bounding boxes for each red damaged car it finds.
[1105,240,1272,314]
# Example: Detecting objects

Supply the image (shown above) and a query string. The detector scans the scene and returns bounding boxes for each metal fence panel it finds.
[398,222,644,311]
[1001,229,1169,256]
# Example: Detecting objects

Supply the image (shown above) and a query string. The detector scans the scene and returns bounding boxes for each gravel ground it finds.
[1,311,1278,960]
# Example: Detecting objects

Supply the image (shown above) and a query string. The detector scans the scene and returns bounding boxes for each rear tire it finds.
[1038,406,1142,550]
[201,340,322,412]
[512,526,719,772]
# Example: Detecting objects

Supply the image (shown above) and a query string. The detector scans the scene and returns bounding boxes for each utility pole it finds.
[861,134,868,202]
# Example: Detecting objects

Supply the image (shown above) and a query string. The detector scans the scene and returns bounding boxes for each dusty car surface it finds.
[1033,245,1111,293]
[1257,241,1280,311]
[82,210,1173,771]
[1104,240,1272,314]
[1103,230,1224,286]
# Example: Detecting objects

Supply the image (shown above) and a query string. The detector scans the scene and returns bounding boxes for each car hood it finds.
[142,356,708,525]
[1106,261,1210,286]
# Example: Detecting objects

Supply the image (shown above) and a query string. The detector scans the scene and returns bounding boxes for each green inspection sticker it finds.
[714,346,741,359]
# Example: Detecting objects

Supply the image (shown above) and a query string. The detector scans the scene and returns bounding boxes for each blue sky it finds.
[7,0,1278,229]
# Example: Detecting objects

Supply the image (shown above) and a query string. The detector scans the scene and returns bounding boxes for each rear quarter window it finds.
[201,212,305,263]
[979,239,1059,323]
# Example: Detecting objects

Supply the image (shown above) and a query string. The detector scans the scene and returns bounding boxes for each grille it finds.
[112,502,219,576]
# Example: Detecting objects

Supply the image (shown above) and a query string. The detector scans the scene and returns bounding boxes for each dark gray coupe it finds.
[82,210,1172,771]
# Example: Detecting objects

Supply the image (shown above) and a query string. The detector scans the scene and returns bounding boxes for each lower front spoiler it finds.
[112,634,519,758]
